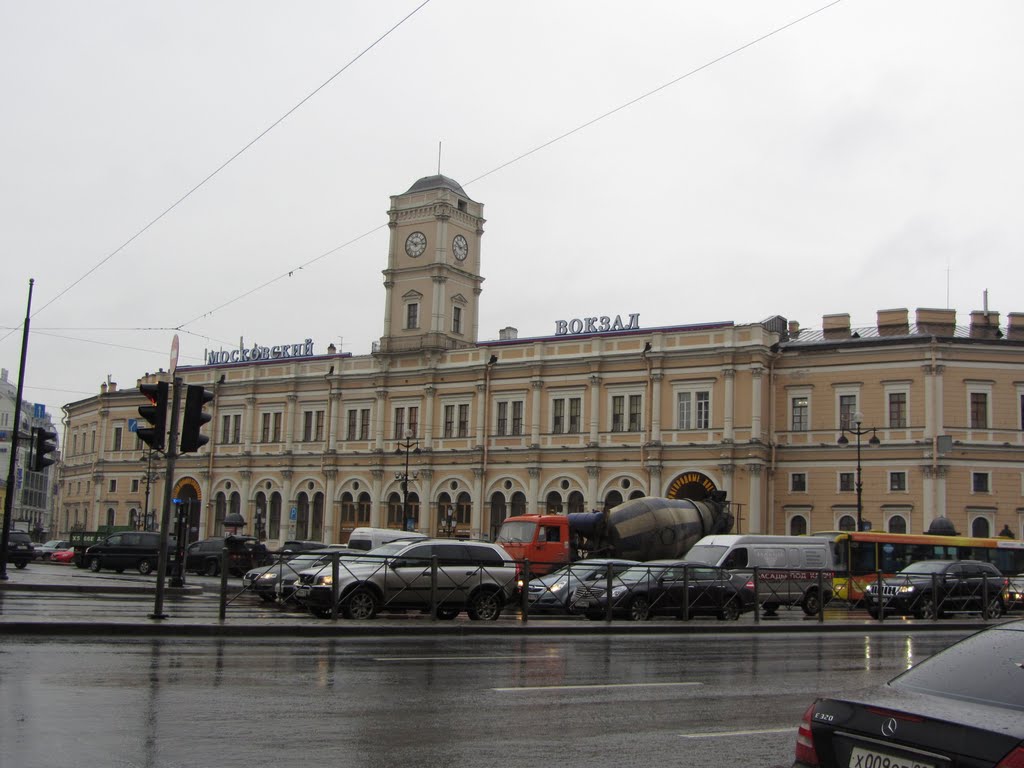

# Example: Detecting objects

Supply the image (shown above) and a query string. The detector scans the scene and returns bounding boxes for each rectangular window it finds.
[568,397,581,434]
[444,405,455,438]
[261,413,271,443]
[497,402,508,436]
[839,394,857,430]
[791,397,808,431]
[889,472,907,492]
[888,392,907,429]
[512,401,523,436]
[457,404,469,437]
[407,406,418,438]
[406,303,419,329]
[108,479,117,493]
[452,306,462,334]
[272,412,282,442]
[678,390,711,430]
[359,408,370,440]
[112,426,123,452]
[612,395,624,432]
[972,472,990,493]
[394,407,405,440]
[695,392,709,429]
[131,479,140,493]
[552,399,565,434]
[222,414,233,443]
[970,392,988,429]
[839,472,854,492]
[303,411,314,441]
[791,473,807,492]
[232,414,241,444]
[628,394,642,432]
[346,409,357,441]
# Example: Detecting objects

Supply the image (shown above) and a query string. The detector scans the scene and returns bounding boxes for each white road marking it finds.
[374,655,559,662]
[494,682,703,692]
[681,727,795,738]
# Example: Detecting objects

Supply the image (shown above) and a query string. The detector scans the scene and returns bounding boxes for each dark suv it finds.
[863,559,1007,619]
[6,531,35,568]
[84,531,172,575]
[185,536,269,577]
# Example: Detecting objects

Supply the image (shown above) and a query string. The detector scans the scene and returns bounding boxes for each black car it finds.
[572,560,755,621]
[5,531,35,568]
[84,531,172,575]
[185,536,269,577]
[794,619,1024,768]
[862,559,1007,620]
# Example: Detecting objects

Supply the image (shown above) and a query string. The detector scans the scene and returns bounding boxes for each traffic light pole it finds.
[150,377,183,619]
[0,279,34,581]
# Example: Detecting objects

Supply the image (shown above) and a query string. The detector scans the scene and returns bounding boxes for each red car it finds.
[50,548,77,564]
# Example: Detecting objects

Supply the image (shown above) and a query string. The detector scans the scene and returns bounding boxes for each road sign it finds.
[128,418,138,433]
[170,334,180,375]
[289,507,298,521]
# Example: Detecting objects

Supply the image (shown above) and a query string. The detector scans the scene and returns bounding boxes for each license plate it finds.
[575,598,594,608]
[295,587,310,598]
[849,746,934,768]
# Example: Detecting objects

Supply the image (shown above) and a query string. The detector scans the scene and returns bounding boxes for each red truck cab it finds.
[495,514,572,576]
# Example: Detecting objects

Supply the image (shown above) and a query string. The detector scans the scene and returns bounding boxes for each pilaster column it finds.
[244,396,257,451]
[586,464,600,510]
[530,380,543,448]
[745,463,763,533]
[285,394,297,453]
[374,388,388,452]
[588,375,601,446]
[475,383,486,449]
[328,391,342,452]
[324,468,337,543]
[717,462,735,505]
[528,467,541,516]
[722,368,735,443]
[370,469,384,528]
[750,367,763,442]
[472,467,485,538]
[423,385,436,450]
[650,371,663,443]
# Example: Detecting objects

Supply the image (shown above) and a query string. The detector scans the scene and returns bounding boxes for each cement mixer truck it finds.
[495,492,734,577]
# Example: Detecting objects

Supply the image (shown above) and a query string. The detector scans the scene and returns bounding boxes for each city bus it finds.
[812,530,1024,602]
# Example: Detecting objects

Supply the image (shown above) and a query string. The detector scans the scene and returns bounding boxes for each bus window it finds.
[850,542,876,574]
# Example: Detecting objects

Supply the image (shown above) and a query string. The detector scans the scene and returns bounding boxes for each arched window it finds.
[971,517,991,538]
[628,490,645,500]
[254,492,267,539]
[456,491,472,525]
[838,515,856,532]
[789,515,808,535]
[128,508,139,529]
[888,515,907,534]
[511,492,527,516]
[269,492,281,539]
[489,493,507,541]
[387,492,403,527]
[357,492,372,526]
[567,491,585,515]
[341,492,355,525]
[311,492,324,541]
[296,492,309,540]
[437,492,453,530]
[545,491,562,514]
[215,493,227,535]
[106,508,116,528]
[603,491,623,512]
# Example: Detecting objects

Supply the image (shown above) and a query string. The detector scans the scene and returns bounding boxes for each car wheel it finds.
[801,591,822,616]
[628,595,651,621]
[467,590,503,621]
[88,557,101,573]
[204,560,219,577]
[343,587,378,620]
[137,559,154,576]
[983,597,1004,620]
[914,594,939,620]
[311,607,334,619]
[867,605,880,619]
[436,606,460,620]
[718,598,740,621]
[14,561,27,569]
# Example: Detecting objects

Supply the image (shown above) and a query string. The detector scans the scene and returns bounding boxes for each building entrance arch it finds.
[665,471,718,501]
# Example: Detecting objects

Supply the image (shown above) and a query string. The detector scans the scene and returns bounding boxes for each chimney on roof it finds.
[498,327,518,341]
[915,308,956,337]
[822,313,851,340]
[1007,313,1024,341]
[877,308,909,337]
[970,310,1002,339]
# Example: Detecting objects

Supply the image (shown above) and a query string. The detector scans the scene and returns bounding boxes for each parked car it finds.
[50,547,77,564]
[1006,574,1024,612]
[572,560,755,621]
[862,559,1007,620]
[35,539,72,560]
[295,538,518,620]
[794,619,1024,768]
[525,559,639,614]
[184,536,270,577]
[280,540,329,554]
[344,527,427,552]
[243,549,359,603]
[5,531,35,568]
[84,531,172,575]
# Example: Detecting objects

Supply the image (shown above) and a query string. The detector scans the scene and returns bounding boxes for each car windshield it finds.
[683,545,728,565]
[495,521,536,544]
[619,565,671,583]
[891,623,1024,710]
[898,561,950,575]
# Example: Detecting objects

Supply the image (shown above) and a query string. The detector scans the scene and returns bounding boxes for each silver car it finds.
[525,559,639,614]
[295,539,518,621]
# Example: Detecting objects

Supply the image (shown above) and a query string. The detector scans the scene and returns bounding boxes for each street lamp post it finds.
[395,431,420,532]
[837,411,881,532]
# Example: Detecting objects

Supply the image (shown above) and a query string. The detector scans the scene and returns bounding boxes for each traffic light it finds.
[137,381,169,451]
[31,427,58,472]
[180,384,214,453]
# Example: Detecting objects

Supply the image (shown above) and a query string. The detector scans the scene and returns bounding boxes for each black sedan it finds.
[862,559,1007,620]
[794,619,1024,767]
[571,560,755,621]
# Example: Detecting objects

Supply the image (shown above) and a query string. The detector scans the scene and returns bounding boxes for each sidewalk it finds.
[0,562,994,637]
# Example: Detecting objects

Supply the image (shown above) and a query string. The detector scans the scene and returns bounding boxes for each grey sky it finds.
[3,1,1022,422]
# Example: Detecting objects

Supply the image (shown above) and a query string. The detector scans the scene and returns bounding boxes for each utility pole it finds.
[150,378,183,619]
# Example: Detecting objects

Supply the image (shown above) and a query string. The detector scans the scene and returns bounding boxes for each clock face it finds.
[452,234,469,261]
[405,231,427,258]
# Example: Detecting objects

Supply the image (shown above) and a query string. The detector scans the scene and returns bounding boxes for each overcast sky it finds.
[3,1,1023,425]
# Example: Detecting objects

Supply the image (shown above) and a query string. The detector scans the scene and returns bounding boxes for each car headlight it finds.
[549,580,568,593]
[896,585,916,594]
[318,575,332,586]
[258,572,278,581]
[610,586,629,598]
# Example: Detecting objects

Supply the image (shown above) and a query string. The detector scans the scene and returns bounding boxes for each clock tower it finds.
[379,175,485,354]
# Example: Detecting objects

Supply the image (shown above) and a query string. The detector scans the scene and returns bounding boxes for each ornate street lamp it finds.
[837,411,880,532]
[395,431,420,532]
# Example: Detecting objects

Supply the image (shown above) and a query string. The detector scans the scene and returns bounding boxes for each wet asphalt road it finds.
[0,630,970,768]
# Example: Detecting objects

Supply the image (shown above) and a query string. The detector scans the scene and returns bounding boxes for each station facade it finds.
[58,176,1024,546]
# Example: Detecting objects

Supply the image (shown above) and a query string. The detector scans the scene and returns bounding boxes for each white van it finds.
[345,527,426,552]
[684,534,834,615]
